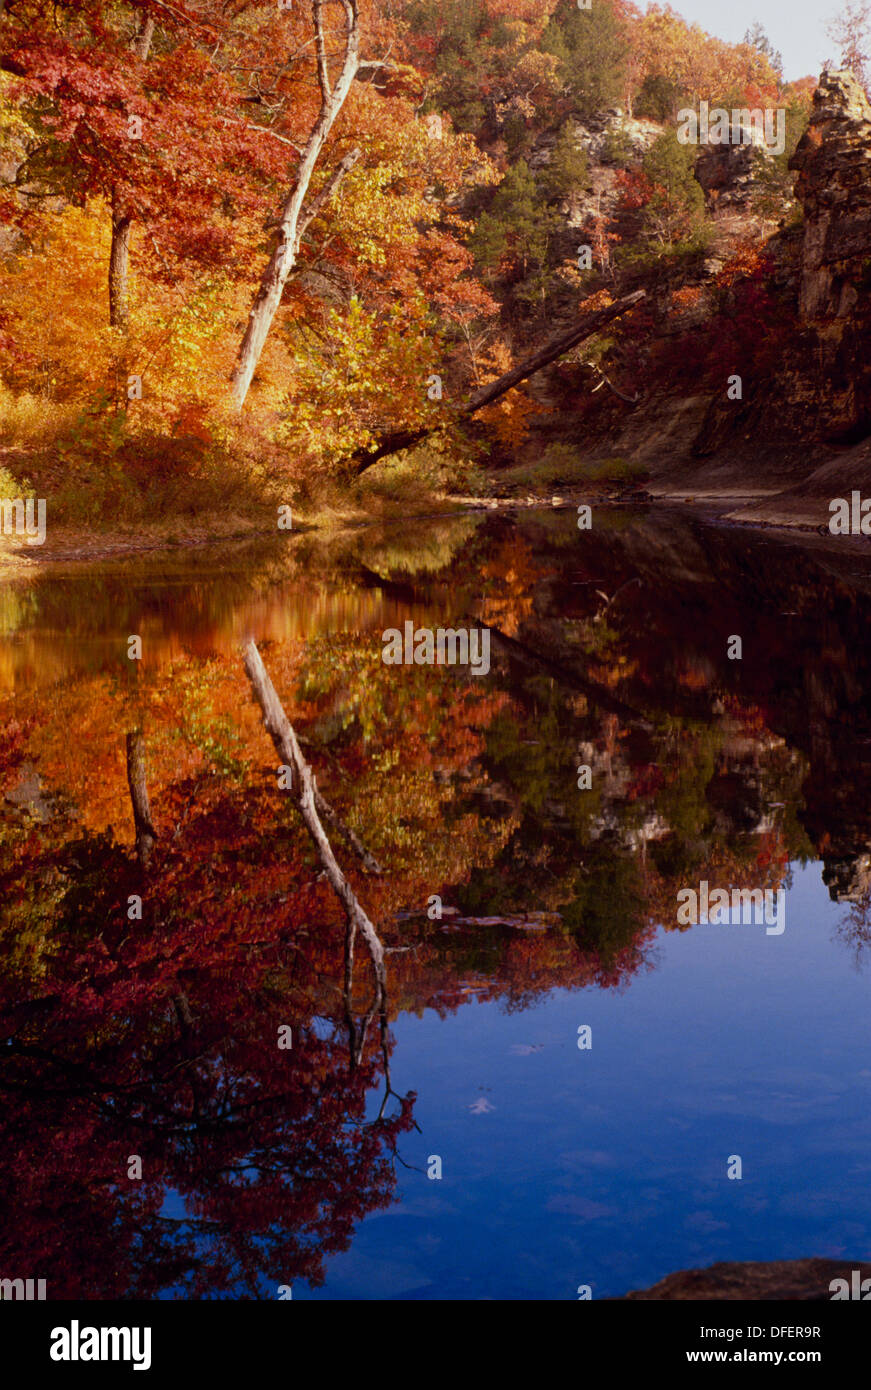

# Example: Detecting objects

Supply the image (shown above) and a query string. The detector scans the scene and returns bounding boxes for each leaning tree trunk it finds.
[230,0,360,410]
[108,17,154,329]
[350,289,647,474]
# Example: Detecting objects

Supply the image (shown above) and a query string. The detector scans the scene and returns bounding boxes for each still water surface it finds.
[2,507,870,1299]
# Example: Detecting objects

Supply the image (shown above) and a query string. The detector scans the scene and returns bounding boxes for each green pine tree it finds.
[542,0,628,119]
[640,132,706,249]
[541,127,590,203]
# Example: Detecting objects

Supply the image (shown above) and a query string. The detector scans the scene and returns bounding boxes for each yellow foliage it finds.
[1,202,116,401]
[476,339,544,449]
[0,199,257,439]
[277,293,446,461]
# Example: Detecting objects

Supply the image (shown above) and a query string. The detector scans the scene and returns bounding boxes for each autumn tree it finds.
[635,5,781,110]
[826,1,871,90]
[229,0,364,409]
[109,12,154,330]
[1,0,498,468]
[1,2,272,324]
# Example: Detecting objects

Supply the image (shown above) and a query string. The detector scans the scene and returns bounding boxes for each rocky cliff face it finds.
[693,70,871,455]
[770,69,871,449]
[514,71,871,503]
[695,130,783,215]
[639,71,871,473]
[789,69,871,320]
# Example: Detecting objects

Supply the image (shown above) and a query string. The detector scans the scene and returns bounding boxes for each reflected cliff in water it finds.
[3,507,871,1298]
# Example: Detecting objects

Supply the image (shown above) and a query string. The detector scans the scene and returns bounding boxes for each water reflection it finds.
[2,508,871,1298]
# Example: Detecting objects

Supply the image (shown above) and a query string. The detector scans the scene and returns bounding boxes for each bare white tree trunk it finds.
[242,639,385,985]
[230,0,360,410]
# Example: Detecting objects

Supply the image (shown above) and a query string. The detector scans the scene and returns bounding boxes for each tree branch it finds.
[296,145,360,240]
[238,120,304,155]
[351,289,647,474]
[242,640,385,980]
[313,0,332,103]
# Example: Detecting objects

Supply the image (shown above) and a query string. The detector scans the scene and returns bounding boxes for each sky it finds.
[655,0,841,82]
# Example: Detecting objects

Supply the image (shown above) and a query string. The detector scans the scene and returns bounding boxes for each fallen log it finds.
[351,288,646,475]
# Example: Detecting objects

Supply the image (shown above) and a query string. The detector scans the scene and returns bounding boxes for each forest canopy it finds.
[0,1,817,527]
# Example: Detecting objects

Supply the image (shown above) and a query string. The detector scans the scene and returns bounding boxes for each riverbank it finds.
[1,485,864,576]
[5,425,871,574]
[0,488,471,573]
[4,399,870,576]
